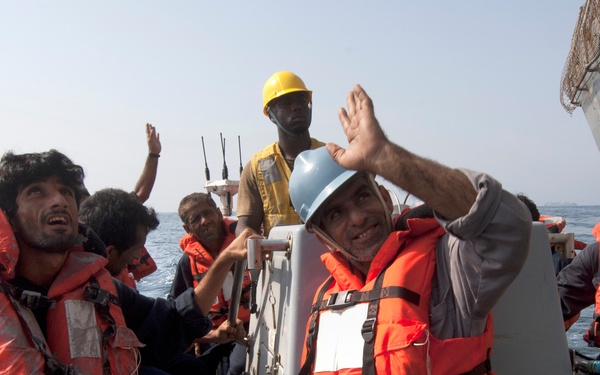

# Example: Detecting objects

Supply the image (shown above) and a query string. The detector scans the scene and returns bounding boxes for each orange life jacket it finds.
[0,209,18,280]
[0,210,143,374]
[585,247,600,347]
[128,246,158,281]
[179,218,251,326]
[115,246,157,289]
[115,267,138,289]
[541,215,567,233]
[300,217,494,375]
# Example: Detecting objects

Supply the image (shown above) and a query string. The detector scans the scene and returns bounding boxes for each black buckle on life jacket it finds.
[20,290,56,309]
[361,318,376,343]
[85,285,111,307]
[326,290,356,309]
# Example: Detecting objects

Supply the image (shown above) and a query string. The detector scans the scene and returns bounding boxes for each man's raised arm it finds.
[328,84,476,221]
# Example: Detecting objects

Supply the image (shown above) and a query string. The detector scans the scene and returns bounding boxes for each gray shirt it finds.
[430,169,532,339]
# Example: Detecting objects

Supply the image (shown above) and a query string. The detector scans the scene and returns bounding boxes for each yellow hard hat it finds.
[262,71,312,116]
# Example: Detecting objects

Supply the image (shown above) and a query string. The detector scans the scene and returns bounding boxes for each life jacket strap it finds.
[460,348,492,375]
[84,282,120,308]
[86,276,119,375]
[361,268,387,375]
[0,277,56,309]
[138,251,152,266]
[315,285,420,311]
[207,306,229,321]
[192,262,206,282]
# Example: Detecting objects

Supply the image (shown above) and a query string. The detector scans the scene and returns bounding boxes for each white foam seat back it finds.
[491,222,571,374]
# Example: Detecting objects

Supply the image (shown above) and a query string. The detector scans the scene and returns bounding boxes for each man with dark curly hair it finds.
[0,149,252,375]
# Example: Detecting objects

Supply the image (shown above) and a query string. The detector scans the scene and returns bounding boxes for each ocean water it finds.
[137,207,600,358]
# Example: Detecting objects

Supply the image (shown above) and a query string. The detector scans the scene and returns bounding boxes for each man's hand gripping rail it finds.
[245,237,291,314]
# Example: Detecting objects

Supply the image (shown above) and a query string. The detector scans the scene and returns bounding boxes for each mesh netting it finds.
[560,0,600,113]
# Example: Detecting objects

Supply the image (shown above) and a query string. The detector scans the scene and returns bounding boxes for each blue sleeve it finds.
[557,242,600,320]
[168,254,194,300]
[115,279,212,367]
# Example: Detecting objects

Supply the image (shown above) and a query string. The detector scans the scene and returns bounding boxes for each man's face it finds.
[12,175,79,253]
[269,91,312,134]
[107,224,147,276]
[183,202,224,248]
[316,176,392,262]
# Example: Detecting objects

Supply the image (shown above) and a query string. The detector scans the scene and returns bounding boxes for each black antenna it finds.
[220,133,228,179]
[201,136,210,181]
[238,135,243,176]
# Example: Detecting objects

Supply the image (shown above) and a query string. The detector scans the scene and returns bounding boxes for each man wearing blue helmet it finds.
[289,85,532,375]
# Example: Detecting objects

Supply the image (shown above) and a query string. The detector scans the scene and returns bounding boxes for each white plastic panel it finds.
[246,225,329,375]
[492,222,572,374]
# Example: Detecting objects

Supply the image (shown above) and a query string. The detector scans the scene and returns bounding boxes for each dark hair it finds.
[178,192,217,224]
[79,188,159,253]
[0,149,85,219]
[517,194,540,221]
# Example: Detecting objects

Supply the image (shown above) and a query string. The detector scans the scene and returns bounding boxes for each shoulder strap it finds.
[361,268,386,375]
[0,277,56,309]
[85,275,119,375]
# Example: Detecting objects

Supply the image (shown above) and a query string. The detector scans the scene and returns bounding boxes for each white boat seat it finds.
[491,222,572,374]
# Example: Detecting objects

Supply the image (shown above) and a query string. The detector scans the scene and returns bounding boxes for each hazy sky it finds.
[1,1,597,213]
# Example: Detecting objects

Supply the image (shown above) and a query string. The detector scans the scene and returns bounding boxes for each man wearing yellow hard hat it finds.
[236,71,325,237]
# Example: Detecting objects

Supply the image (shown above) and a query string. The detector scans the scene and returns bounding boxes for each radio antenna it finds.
[220,133,228,180]
[238,135,243,176]
[201,136,210,181]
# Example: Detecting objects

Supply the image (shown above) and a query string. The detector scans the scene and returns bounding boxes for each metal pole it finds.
[228,259,246,325]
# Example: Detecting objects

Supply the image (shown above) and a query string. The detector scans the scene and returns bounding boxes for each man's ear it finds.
[378,185,394,212]
[106,245,118,261]
[267,107,276,123]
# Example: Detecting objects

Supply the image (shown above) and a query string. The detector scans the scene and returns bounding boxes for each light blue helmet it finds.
[289,147,359,229]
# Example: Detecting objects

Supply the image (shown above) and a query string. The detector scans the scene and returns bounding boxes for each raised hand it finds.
[146,123,161,155]
[326,84,390,175]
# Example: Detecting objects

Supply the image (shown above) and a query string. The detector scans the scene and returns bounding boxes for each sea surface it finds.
[138,207,600,358]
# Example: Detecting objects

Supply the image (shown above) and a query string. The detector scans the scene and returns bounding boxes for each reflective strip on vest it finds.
[65,300,102,359]
[250,139,325,236]
[314,303,369,372]
[222,271,234,302]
